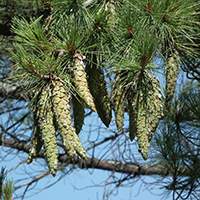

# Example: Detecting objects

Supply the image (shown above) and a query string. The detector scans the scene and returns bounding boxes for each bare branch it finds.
[0,137,171,177]
[0,81,31,101]
[14,171,50,190]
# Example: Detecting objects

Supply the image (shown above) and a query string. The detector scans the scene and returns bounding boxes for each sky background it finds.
[7,161,169,200]
[0,112,172,200]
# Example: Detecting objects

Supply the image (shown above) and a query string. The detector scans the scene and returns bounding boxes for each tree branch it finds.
[0,81,31,101]
[0,137,171,177]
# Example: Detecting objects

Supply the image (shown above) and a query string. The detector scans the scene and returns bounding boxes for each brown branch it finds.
[0,81,31,101]
[0,137,171,177]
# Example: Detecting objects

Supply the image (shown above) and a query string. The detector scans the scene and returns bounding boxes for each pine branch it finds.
[0,136,193,178]
[0,81,31,101]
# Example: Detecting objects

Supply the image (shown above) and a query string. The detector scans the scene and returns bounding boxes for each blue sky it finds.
[9,165,168,200]
[0,111,171,200]
[1,151,169,200]
[26,176,165,200]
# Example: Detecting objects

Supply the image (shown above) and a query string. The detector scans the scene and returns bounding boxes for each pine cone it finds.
[72,94,85,134]
[135,92,150,160]
[87,59,112,127]
[27,105,43,164]
[52,78,86,159]
[166,51,179,103]
[147,77,163,142]
[130,75,163,160]
[128,96,137,141]
[27,122,43,164]
[113,81,125,133]
[38,84,58,177]
[73,51,97,113]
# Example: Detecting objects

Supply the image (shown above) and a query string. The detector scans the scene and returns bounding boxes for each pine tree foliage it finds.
[154,83,200,199]
[9,0,200,176]
[0,167,14,200]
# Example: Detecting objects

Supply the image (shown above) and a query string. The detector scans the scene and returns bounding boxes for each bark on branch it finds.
[0,81,31,101]
[0,137,171,177]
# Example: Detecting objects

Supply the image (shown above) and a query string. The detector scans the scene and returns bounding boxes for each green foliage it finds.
[0,0,46,20]
[2,179,14,200]
[153,82,200,198]
[0,167,14,200]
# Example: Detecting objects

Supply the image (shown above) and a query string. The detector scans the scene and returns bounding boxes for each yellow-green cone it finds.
[38,84,58,177]
[130,75,163,160]
[128,96,137,141]
[72,95,85,134]
[73,51,97,113]
[27,106,43,164]
[166,51,179,103]
[136,113,149,160]
[147,77,163,142]
[27,123,43,164]
[98,70,112,127]
[113,75,125,133]
[87,57,111,127]
[73,126,86,159]
[133,92,149,160]
[52,79,86,159]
